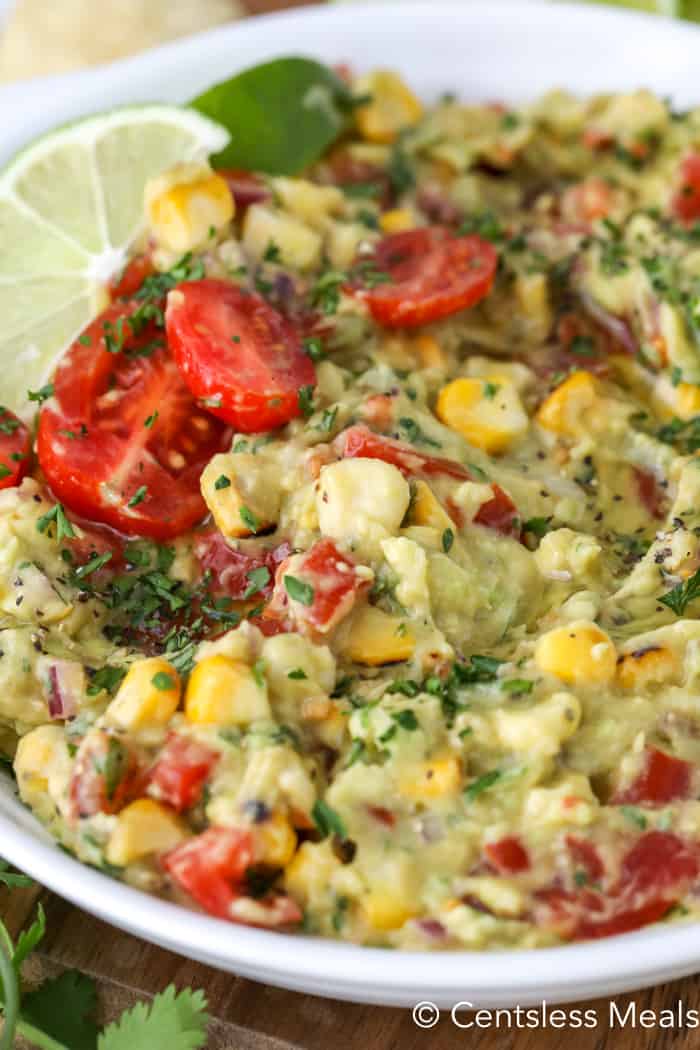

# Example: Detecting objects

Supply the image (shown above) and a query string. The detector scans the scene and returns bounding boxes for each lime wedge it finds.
[0,105,229,413]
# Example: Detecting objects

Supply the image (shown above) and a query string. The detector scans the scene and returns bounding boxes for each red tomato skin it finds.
[69,731,140,819]
[633,468,667,521]
[359,229,498,329]
[0,407,30,490]
[194,529,291,601]
[337,424,470,480]
[612,748,693,807]
[148,736,219,812]
[38,301,229,540]
[163,826,254,919]
[473,485,521,538]
[672,152,700,224]
[109,254,154,300]
[566,836,605,883]
[484,836,530,874]
[266,538,370,634]
[165,279,316,433]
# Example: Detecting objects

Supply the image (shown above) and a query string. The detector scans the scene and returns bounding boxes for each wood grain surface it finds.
[5,1,700,1046]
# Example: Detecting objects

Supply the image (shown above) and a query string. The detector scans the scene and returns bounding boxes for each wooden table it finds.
[5,1,700,1046]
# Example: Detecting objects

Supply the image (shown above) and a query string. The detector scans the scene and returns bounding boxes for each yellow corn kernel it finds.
[535,371,597,437]
[534,620,617,685]
[379,208,414,234]
[104,658,180,730]
[285,840,340,905]
[254,812,298,868]
[243,203,322,272]
[399,754,462,800]
[436,376,529,454]
[200,452,279,538]
[617,645,678,690]
[409,479,455,531]
[185,654,270,725]
[413,334,446,370]
[14,724,65,797]
[344,606,415,665]
[145,163,234,254]
[361,887,416,931]
[354,70,423,144]
[675,382,700,419]
[105,799,188,867]
[314,705,349,751]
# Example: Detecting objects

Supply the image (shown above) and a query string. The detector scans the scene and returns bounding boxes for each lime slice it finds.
[0,105,229,414]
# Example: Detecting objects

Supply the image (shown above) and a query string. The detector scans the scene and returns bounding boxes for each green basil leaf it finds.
[191,57,353,175]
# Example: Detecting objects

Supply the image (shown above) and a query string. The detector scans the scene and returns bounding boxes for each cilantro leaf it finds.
[464,769,502,801]
[98,985,209,1050]
[13,903,46,968]
[20,970,99,1050]
[0,861,32,890]
[284,575,314,606]
[659,568,700,616]
[311,799,347,840]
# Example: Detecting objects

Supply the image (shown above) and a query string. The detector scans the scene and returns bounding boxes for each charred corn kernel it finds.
[534,620,617,685]
[200,452,280,538]
[355,70,423,144]
[413,334,446,370]
[536,371,597,437]
[379,208,414,234]
[436,377,529,454]
[14,724,65,796]
[361,888,415,931]
[254,812,298,868]
[106,799,187,867]
[145,163,233,254]
[617,645,678,690]
[243,203,321,271]
[285,840,340,904]
[344,606,415,665]
[104,657,180,730]
[185,654,270,725]
[399,754,461,800]
[410,480,455,531]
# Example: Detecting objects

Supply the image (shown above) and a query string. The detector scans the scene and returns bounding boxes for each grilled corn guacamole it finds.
[10,73,700,949]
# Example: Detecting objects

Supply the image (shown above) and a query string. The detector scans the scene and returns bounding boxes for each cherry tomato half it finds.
[165,279,317,433]
[612,747,693,807]
[672,152,700,225]
[357,228,498,329]
[0,406,30,490]
[37,301,229,540]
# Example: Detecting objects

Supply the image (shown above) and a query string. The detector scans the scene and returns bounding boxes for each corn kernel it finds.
[200,452,280,538]
[344,606,415,665]
[361,888,416,931]
[145,163,234,254]
[536,371,597,437]
[534,620,617,685]
[674,382,700,419]
[105,799,187,867]
[355,71,423,144]
[413,334,446,370]
[185,654,270,725]
[379,208,415,234]
[254,812,297,868]
[243,203,321,271]
[617,645,678,690]
[410,480,455,531]
[285,840,340,904]
[14,724,65,797]
[399,754,462,800]
[104,657,180,730]
[436,376,529,454]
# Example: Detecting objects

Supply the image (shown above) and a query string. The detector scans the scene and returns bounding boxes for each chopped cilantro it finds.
[312,799,347,840]
[239,505,260,533]
[214,475,231,490]
[392,709,419,731]
[144,411,159,429]
[659,567,700,616]
[464,769,501,800]
[501,678,534,696]
[398,417,441,448]
[298,384,316,418]
[36,502,75,542]
[27,383,54,404]
[128,485,148,508]
[284,575,314,606]
[442,527,454,553]
[151,671,175,691]
[243,565,270,599]
[288,668,308,680]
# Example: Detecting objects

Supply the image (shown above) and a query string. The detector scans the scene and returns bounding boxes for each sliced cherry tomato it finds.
[194,529,291,601]
[70,731,140,818]
[612,748,693,807]
[484,836,530,874]
[266,538,370,634]
[109,254,154,300]
[165,279,317,433]
[337,424,470,480]
[633,467,667,521]
[0,406,30,490]
[357,228,497,329]
[148,735,219,812]
[163,826,254,918]
[218,170,271,210]
[672,152,700,225]
[37,301,229,540]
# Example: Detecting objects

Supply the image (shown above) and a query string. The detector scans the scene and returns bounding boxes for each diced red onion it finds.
[40,658,85,720]
[579,292,637,355]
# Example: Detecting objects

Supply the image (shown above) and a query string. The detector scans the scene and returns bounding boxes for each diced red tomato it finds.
[672,152,700,225]
[356,228,497,329]
[337,424,470,480]
[37,301,229,540]
[484,836,530,874]
[473,485,521,538]
[266,538,370,634]
[612,748,693,808]
[70,731,140,818]
[218,169,271,210]
[566,836,604,883]
[148,735,219,812]
[165,279,317,433]
[163,826,254,918]
[109,254,154,300]
[633,467,667,521]
[0,407,30,490]
[367,805,397,828]
[194,529,291,601]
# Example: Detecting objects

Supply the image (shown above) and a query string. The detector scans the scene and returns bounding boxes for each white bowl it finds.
[2,0,700,1010]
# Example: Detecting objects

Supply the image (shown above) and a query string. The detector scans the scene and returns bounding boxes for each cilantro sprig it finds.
[659,567,700,616]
